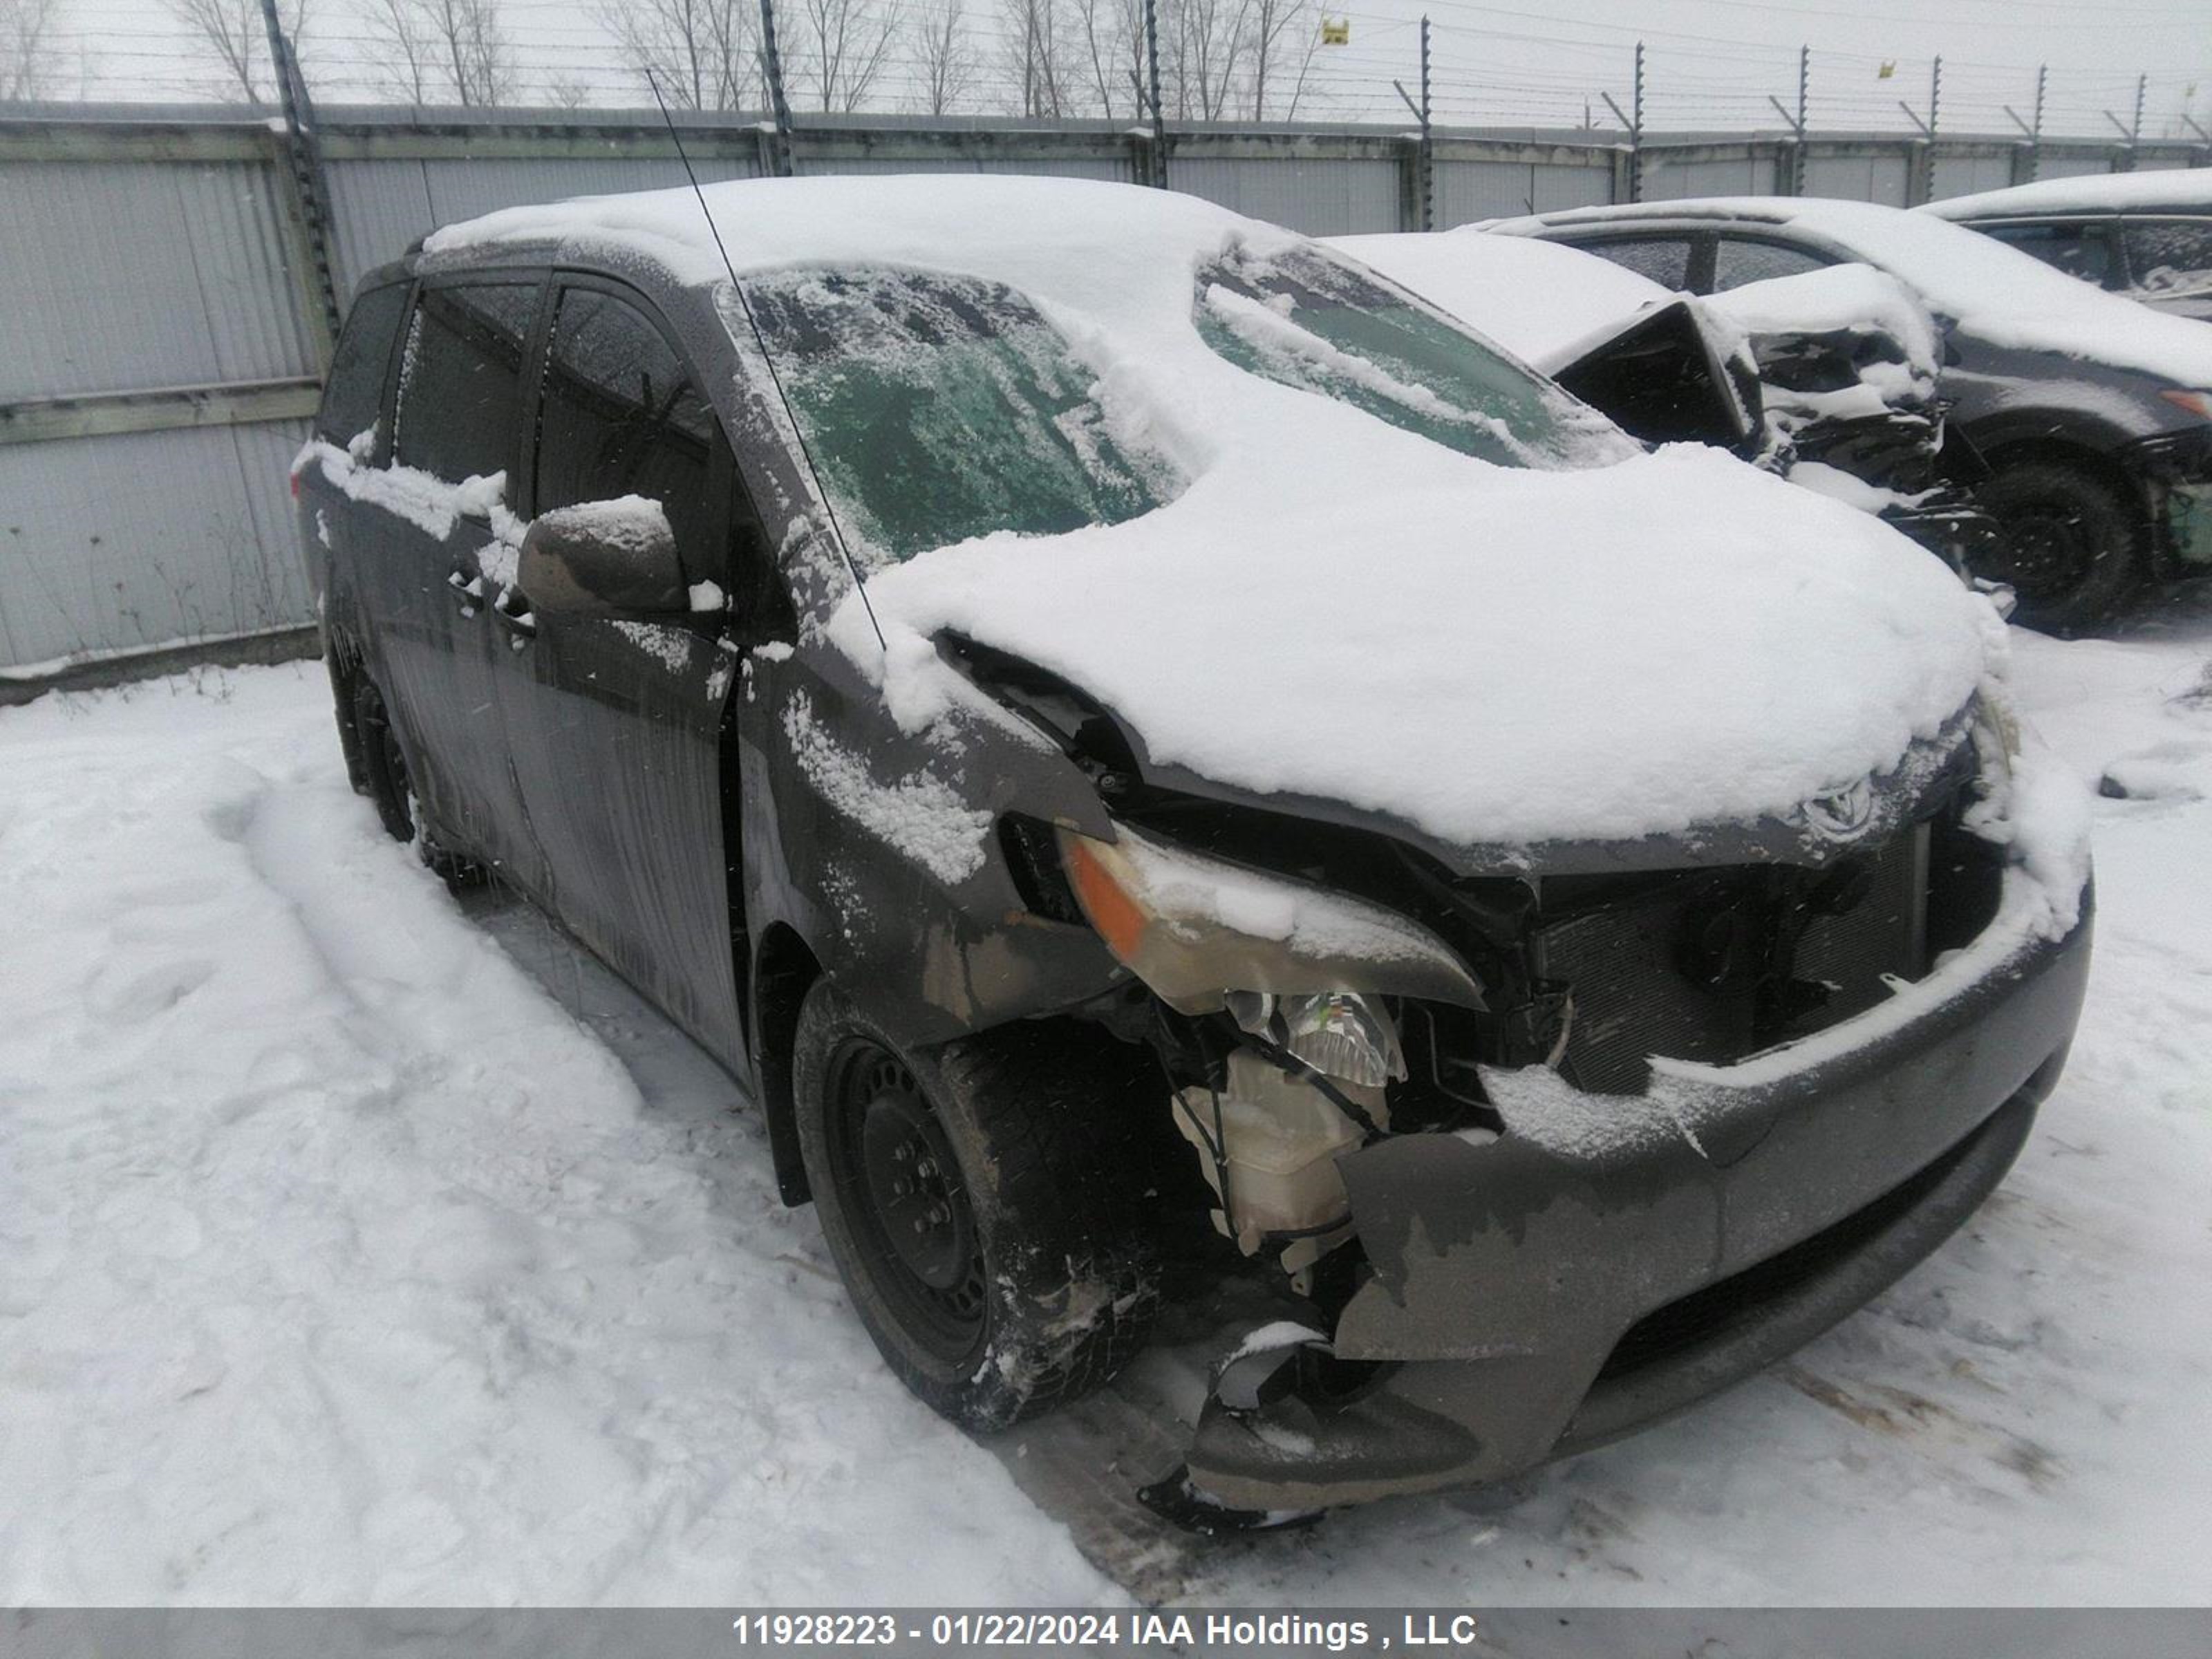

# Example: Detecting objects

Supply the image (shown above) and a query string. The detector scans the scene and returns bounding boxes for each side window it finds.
[393,281,540,489]
[1576,236,1693,289]
[1712,238,1828,291]
[2121,218,2212,297]
[317,284,409,449]
[535,286,735,585]
[1981,221,2113,285]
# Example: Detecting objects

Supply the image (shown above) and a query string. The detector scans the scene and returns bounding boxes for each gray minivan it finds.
[294,174,2091,1525]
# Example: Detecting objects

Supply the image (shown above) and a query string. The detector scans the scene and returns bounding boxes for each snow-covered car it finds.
[1920,169,2212,321]
[1483,196,2212,631]
[292,175,2092,1524]
[1331,233,1994,571]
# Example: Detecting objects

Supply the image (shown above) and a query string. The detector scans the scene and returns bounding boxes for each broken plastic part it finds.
[1057,822,1487,1015]
[1171,1052,1380,1262]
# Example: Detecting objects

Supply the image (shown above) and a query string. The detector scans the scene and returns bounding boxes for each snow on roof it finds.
[439,176,1993,851]
[1324,232,1671,366]
[1483,195,2212,385]
[1922,167,2212,221]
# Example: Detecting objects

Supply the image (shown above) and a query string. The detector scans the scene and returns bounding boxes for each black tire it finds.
[350,677,484,885]
[792,982,1163,1430]
[1971,459,2145,635]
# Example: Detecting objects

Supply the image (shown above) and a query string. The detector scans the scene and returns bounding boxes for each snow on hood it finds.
[1703,263,1940,369]
[1325,232,1672,365]
[1484,196,2212,386]
[842,442,1989,851]
[431,176,1992,852]
[1922,166,2212,219]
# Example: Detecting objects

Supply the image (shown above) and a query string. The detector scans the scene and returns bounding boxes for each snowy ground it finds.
[1,600,2208,1607]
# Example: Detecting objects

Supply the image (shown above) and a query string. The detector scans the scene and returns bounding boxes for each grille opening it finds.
[1536,823,1932,1095]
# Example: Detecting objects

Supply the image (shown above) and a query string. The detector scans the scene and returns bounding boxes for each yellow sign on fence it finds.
[1321,17,1350,46]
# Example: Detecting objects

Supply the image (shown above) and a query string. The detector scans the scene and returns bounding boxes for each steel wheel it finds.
[822,1038,988,1362]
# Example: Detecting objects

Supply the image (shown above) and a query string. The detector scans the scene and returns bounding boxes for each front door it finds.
[494,277,770,1062]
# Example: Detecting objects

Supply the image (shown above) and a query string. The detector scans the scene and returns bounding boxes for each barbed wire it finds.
[17,0,2212,140]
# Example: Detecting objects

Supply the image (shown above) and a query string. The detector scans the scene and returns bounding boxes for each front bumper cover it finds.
[1183,887,2093,1512]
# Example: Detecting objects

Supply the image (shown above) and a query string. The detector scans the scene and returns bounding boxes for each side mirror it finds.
[518,498,687,616]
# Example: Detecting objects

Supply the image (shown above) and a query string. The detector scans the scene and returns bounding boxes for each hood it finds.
[842,441,1994,869]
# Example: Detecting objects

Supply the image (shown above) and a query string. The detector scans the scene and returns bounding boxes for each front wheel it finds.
[1970,459,2145,635]
[792,984,1163,1430]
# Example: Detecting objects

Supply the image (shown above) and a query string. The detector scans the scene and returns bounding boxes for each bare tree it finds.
[794,0,895,113]
[543,73,591,109]
[364,0,435,103]
[909,0,979,116]
[1168,0,1251,120]
[1071,0,1143,118]
[596,0,757,110]
[159,0,310,105]
[1,0,62,102]
[1243,0,1313,119]
[999,0,1069,118]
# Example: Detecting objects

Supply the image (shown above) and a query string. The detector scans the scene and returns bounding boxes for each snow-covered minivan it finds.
[294,175,2092,1526]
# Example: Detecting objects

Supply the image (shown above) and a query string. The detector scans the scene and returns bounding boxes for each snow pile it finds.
[1922,166,2212,219]
[0,669,1109,1604]
[1326,231,1673,365]
[294,438,527,587]
[537,494,671,557]
[1486,197,2212,384]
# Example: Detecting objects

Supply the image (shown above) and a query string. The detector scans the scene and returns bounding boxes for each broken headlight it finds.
[1056,821,1485,1043]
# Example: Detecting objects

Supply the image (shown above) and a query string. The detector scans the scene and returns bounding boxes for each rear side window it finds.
[317,284,409,447]
[2122,218,2212,297]
[1980,221,2113,285]
[1577,236,1693,289]
[535,287,721,572]
[1712,238,1828,290]
[394,281,541,489]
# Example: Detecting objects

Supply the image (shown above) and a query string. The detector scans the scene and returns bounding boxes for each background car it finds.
[1920,169,2212,321]
[1334,232,1995,575]
[1482,196,2212,631]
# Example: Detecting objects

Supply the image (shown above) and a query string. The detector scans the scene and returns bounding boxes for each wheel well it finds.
[753,923,823,1206]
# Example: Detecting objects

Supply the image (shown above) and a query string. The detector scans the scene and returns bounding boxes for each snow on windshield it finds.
[1327,232,1673,366]
[744,268,1181,567]
[1194,243,1631,471]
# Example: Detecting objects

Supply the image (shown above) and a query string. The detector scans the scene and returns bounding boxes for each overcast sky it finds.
[37,0,2212,139]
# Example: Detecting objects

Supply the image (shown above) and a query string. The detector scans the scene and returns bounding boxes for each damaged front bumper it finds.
[1180,881,2093,1513]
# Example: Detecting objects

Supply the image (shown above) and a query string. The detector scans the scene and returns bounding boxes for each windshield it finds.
[1194,244,1633,469]
[745,268,1178,563]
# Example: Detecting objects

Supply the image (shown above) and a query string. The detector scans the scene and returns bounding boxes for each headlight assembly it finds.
[1055,821,1485,1027]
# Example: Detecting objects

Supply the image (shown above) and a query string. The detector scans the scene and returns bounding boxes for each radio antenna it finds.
[644,68,885,654]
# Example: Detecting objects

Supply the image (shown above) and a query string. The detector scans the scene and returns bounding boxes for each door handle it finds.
[446,569,484,617]
[491,588,536,647]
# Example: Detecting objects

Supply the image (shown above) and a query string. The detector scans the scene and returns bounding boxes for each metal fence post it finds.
[256,0,340,366]
[756,0,796,176]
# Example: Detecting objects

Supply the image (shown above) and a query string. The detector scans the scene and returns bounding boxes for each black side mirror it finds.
[518,500,688,616]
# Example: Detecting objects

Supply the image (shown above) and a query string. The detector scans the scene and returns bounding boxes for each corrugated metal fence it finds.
[1,105,2204,680]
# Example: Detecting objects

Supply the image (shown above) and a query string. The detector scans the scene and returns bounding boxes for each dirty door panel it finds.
[496,279,751,1062]
[370,277,543,870]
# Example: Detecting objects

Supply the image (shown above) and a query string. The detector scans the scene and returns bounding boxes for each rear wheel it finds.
[1971,458,2144,635]
[350,677,483,884]
[792,983,1163,1430]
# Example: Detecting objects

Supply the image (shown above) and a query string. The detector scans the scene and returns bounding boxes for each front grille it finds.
[1596,1112,1984,1382]
[1535,825,1929,1094]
